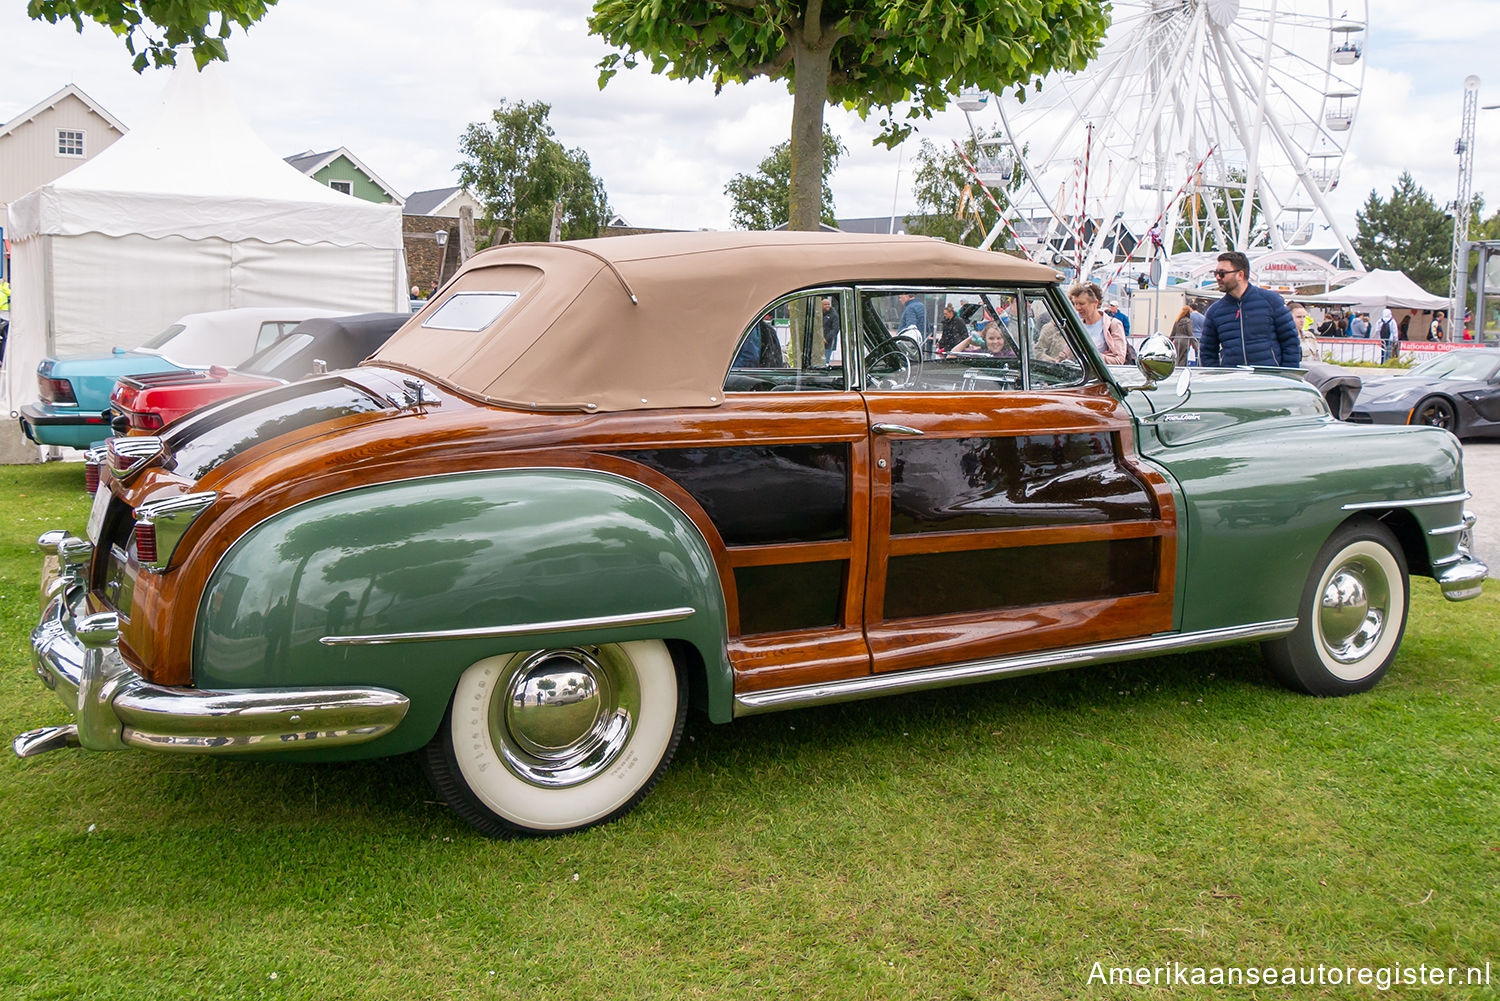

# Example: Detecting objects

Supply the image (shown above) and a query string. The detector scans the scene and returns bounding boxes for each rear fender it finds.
[193,468,730,758]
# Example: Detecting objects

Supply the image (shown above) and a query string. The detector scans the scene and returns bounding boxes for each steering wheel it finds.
[866,342,918,389]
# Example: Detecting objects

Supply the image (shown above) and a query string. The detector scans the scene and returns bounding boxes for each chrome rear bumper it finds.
[16,558,410,759]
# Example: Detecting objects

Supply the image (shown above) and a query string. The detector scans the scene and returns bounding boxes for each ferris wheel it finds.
[957,0,1368,278]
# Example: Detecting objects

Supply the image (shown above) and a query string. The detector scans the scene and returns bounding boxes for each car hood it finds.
[1117,366,1330,447]
[1354,374,1484,407]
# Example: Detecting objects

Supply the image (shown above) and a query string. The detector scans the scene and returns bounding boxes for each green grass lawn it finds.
[1,463,1496,999]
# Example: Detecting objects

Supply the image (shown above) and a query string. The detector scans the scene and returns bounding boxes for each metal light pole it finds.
[1450,76,1480,339]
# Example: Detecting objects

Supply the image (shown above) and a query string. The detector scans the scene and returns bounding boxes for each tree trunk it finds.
[787,39,831,233]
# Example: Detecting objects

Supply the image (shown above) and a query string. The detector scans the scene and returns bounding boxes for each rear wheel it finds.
[423,640,685,837]
[1411,396,1457,432]
[1262,518,1408,696]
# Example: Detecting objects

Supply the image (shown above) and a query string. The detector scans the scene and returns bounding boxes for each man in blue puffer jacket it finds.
[1200,251,1301,367]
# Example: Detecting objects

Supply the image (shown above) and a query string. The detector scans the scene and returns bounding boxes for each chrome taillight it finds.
[107,435,163,480]
[82,447,106,493]
[133,492,217,573]
[134,522,158,564]
[131,411,165,431]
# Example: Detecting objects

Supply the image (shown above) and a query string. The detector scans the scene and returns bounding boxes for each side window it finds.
[860,288,1025,393]
[1024,294,1087,388]
[724,291,847,393]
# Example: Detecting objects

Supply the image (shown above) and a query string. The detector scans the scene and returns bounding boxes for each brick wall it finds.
[402,215,458,296]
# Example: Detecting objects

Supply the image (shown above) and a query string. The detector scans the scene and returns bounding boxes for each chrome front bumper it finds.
[16,558,410,759]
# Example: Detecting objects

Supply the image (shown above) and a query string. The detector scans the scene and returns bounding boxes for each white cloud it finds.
[1,0,1496,237]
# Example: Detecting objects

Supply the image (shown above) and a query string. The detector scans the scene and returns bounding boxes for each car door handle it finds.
[871,423,924,436]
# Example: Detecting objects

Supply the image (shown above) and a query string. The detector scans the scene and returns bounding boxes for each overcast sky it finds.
[2,0,1497,246]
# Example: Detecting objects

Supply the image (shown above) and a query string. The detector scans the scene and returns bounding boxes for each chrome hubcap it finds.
[1318,560,1388,664]
[493,647,638,788]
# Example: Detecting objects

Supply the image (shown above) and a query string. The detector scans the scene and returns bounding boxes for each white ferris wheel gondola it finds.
[956,0,1367,279]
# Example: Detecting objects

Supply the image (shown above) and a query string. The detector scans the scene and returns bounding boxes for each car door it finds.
[857,284,1178,674]
[606,288,874,694]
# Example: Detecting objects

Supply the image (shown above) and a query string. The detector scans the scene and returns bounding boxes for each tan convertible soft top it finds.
[371,230,1060,412]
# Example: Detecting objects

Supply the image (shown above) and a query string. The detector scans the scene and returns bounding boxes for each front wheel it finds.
[1261,517,1409,696]
[423,640,686,837]
[1411,396,1457,432]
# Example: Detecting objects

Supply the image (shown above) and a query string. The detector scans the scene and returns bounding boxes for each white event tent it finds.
[1303,269,1451,311]
[3,65,406,414]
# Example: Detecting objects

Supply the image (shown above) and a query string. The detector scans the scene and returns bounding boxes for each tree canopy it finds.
[726,127,845,230]
[588,1,1109,231]
[456,100,612,244]
[1354,172,1453,295]
[27,0,276,71]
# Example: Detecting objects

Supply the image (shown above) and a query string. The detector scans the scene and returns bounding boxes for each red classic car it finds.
[87,313,408,491]
[109,312,410,432]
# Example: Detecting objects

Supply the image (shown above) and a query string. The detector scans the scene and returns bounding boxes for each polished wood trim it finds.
[725,540,854,567]
[887,518,1168,556]
[730,628,871,692]
[116,387,877,686]
[866,592,1171,675]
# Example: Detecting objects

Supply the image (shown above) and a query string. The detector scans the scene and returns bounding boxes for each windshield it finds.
[139,323,187,350]
[1406,352,1500,381]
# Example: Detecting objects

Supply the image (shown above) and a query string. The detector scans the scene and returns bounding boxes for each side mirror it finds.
[1136,333,1176,385]
[313,358,329,375]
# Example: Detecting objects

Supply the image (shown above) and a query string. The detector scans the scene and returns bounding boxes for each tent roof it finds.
[1302,269,1450,310]
[5,66,400,249]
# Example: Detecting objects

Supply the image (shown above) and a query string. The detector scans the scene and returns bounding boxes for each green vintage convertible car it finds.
[16,232,1488,837]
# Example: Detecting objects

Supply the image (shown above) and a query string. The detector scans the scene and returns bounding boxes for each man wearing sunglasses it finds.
[1199,251,1300,368]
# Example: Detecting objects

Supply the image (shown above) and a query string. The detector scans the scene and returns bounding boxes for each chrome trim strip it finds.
[319,605,697,647]
[1341,491,1470,511]
[733,619,1299,716]
[1431,552,1463,567]
[1428,523,1469,536]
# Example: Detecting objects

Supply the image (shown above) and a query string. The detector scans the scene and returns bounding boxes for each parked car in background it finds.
[1346,347,1500,436]
[84,313,410,492]
[107,312,410,434]
[17,306,349,448]
[17,232,1488,839]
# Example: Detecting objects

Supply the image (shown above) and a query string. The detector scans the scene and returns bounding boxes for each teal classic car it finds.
[17,232,1488,837]
[17,306,345,448]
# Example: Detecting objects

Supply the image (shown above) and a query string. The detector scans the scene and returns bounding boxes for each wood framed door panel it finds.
[600,392,875,689]
[863,386,1176,673]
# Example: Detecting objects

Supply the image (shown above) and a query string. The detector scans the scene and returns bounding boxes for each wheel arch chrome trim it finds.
[319,606,698,647]
[733,619,1299,716]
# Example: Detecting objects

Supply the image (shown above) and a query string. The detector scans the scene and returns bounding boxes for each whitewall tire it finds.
[423,640,685,837]
[1263,518,1409,696]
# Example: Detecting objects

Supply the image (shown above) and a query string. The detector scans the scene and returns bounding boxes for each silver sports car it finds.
[1347,348,1500,437]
